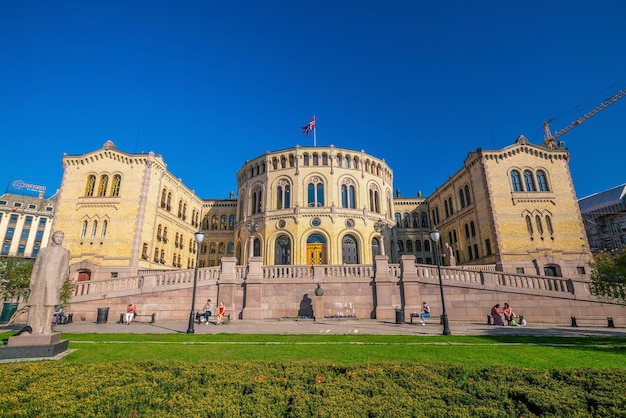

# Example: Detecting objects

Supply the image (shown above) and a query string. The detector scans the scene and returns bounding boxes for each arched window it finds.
[91,220,98,239]
[406,240,413,252]
[229,215,236,230]
[276,179,291,209]
[101,220,108,239]
[210,242,216,253]
[342,235,359,264]
[465,223,470,238]
[412,213,419,228]
[344,156,349,168]
[453,229,458,243]
[161,188,167,208]
[459,189,466,208]
[275,235,291,264]
[303,154,309,166]
[536,170,549,191]
[307,177,324,207]
[415,240,422,251]
[163,227,168,242]
[369,185,380,213]
[421,213,428,228]
[448,197,454,215]
[424,239,431,252]
[218,242,225,254]
[227,242,234,254]
[444,200,450,217]
[81,220,88,239]
[526,215,533,235]
[536,215,543,235]
[280,156,286,169]
[251,185,263,214]
[470,221,476,237]
[211,215,218,230]
[220,215,227,229]
[167,192,172,211]
[272,157,278,170]
[97,175,108,197]
[253,238,261,257]
[353,157,359,169]
[312,153,319,166]
[340,179,356,209]
[464,185,471,205]
[511,170,522,192]
[322,154,328,166]
[403,213,409,228]
[546,215,554,235]
[111,175,121,196]
[398,240,404,253]
[523,170,535,191]
[85,175,96,197]
[395,212,402,227]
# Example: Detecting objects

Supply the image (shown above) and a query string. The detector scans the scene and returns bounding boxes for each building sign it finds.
[12,179,47,193]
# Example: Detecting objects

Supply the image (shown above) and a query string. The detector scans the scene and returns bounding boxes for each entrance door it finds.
[306,243,325,265]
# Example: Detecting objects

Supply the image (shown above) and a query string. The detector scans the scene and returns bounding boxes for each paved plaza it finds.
[3,318,625,338]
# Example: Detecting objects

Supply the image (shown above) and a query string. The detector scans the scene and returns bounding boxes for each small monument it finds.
[2,231,71,360]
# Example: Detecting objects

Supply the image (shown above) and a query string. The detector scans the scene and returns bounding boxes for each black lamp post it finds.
[429,227,451,335]
[186,230,205,334]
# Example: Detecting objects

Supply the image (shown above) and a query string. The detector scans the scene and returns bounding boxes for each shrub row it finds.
[0,361,625,417]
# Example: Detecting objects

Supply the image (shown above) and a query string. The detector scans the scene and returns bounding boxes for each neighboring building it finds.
[53,137,592,285]
[427,135,592,278]
[53,140,204,282]
[579,183,626,252]
[0,192,57,259]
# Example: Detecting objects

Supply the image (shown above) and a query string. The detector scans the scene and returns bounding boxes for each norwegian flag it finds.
[301,116,315,137]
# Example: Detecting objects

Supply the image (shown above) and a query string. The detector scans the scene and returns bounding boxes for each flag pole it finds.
[313,115,317,147]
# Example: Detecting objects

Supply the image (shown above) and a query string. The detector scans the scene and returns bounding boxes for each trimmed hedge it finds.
[0,361,625,417]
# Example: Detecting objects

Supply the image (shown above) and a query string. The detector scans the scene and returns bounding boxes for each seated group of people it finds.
[490,303,519,326]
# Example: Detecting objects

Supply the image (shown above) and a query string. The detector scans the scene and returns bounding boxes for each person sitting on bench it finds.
[420,302,430,325]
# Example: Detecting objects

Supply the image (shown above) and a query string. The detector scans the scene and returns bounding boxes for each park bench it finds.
[570,316,615,328]
[57,313,73,325]
[196,311,230,324]
[117,312,156,324]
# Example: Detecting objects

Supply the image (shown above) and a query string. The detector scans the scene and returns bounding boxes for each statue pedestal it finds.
[1,333,69,360]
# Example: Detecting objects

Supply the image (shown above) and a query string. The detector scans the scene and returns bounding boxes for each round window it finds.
[277,220,286,229]
[311,218,321,227]
[346,219,355,227]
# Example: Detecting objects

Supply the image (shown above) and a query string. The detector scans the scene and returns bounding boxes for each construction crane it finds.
[542,87,626,149]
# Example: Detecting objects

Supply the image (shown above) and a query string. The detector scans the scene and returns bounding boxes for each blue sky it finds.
[1,1,625,201]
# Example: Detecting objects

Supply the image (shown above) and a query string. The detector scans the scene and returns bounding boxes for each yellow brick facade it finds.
[427,135,592,277]
[53,137,591,283]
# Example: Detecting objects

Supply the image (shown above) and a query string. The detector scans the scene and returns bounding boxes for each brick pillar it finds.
[400,255,421,315]
[373,255,396,321]
[218,257,239,320]
[241,256,264,320]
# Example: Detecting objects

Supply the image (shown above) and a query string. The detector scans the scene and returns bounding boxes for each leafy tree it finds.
[59,276,75,306]
[0,257,34,302]
[589,250,626,304]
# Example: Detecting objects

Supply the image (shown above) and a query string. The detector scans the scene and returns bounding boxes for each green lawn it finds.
[1,332,625,417]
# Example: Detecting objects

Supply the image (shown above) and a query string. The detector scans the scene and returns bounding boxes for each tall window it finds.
[395,213,402,227]
[459,189,466,208]
[412,213,419,228]
[276,179,291,209]
[403,213,409,228]
[91,220,98,239]
[97,175,108,196]
[161,188,167,208]
[369,185,380,213]
[421,213,428,228]
[448,197,454,215]
[415,240,422,251]
[485,239,492,255]
[111,175,121,196]
[546,215,554,235]
[464,185,471,205]
[229,215,236,230]
[536,170,549,191]
[307,177,324,207]
[101,220,108,239]
[341,179,356,209]
[220,215,227,229]
[81,221,88,239]
[523,170,535,191]
[511,170,522,192]
[470,221,476,237]
[275,235,291,265]
[535,215,544,235]
[251,185,263,214]
[85,175,96,197]
[526,215,533,235]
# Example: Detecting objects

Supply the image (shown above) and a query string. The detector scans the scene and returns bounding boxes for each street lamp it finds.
[186,230,205,334]
[245,220,258,261]
[429,227,451,335]
[373,220,386,256]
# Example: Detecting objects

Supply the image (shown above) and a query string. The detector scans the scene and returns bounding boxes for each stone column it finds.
[241,257,264,319]
[400,255,421,315]
[218,257,239,320]
[373,255,396,321]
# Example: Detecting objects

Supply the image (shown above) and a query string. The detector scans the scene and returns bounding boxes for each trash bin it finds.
[96,307,109,324]
[0,302,19,324]
[395,308,405,324]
